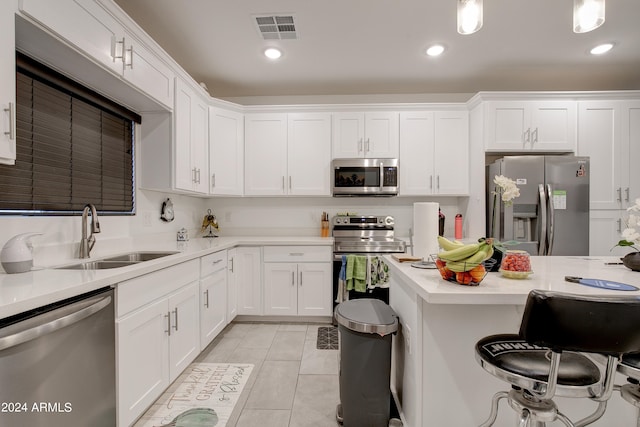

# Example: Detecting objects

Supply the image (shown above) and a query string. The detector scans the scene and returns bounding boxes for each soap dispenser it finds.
[1,233,43,274]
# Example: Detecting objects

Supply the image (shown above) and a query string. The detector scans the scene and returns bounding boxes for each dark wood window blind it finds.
[0,54,137,214]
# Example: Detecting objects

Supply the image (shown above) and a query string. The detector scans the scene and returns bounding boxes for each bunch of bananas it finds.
[437,236,494,272]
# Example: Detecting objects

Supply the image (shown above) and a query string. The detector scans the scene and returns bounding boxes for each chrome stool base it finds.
[621,383,640,408]
[480,389,575,427]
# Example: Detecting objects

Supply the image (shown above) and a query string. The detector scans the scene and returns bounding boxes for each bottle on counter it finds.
[438,209,445,237]
[455,214,463,240]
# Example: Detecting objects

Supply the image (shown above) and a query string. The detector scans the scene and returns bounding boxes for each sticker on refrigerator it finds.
[576,164,586,177]
[516,178,527,185]
[552,190,567,210]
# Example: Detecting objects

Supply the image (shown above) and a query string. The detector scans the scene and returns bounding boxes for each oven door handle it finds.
[0,294,112,351]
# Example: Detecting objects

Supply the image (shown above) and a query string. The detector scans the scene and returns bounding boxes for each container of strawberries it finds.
[498,250,533,279]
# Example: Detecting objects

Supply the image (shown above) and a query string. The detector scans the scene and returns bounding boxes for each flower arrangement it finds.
[614,198,640,252]
[493,175,521,207]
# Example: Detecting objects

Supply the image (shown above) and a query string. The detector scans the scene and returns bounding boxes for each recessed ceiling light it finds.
[264,48,282,59]
[426,44,445,57]
[590,43,613,55]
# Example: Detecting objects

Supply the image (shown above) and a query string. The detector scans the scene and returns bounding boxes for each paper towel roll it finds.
[413,202,439,261]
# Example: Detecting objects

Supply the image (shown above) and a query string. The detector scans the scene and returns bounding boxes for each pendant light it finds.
[457,0,483,35]
[573,0,605,33]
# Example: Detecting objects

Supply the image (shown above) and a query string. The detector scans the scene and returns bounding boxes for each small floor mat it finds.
[317,326,339,350]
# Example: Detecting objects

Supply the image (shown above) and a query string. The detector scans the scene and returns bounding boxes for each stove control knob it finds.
[385,216,394,225]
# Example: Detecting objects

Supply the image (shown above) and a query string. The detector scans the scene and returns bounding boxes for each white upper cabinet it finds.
[20,0,174,109]
[121,30,174,109]
[244,113,288,195]
[400,111,469,195]
[209,107,244,196]
[287,113,331,195]
[245,113,331,196]
[332,112,399,158]
[0,0,17,165]
[484,100,576,152]
[175,77,208,194]
[578,100,640,210]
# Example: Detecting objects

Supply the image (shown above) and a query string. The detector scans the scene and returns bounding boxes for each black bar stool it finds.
[475,290,640,427]
[617,354,640,423]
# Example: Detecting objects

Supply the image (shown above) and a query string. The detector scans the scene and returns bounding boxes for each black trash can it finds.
[335,298,398,427]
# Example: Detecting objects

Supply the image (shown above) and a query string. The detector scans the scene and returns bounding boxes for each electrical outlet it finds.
[143,211,152,227]
[404,323,412,355]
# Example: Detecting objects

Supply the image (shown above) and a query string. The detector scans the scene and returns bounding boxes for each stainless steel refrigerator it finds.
[486,155,590,256]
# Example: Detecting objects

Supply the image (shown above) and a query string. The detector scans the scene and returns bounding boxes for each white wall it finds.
[208,196,468,240]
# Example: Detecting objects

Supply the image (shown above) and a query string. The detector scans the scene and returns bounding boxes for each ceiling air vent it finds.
[254,15,298,40]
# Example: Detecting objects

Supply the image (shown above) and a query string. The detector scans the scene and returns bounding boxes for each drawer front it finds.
[200,250,228,277]
[263,246,331,263]
[116,259,199,317]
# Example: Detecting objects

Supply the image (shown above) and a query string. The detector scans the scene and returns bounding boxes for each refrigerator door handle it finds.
[538,184,547,255]
[546,184,555,255]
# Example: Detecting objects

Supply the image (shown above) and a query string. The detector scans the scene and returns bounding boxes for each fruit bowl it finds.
[499,250,533,279]
[432,255,496,286]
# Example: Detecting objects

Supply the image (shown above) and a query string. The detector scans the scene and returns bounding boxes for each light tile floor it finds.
[136,322,340,427]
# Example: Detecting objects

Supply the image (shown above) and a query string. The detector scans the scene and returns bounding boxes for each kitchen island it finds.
[386,255,640,427]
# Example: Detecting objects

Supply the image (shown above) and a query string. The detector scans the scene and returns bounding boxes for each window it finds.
[0,53,140,215]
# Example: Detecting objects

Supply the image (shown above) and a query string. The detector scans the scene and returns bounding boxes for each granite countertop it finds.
[0,235,333,319]
[385,255,640,305]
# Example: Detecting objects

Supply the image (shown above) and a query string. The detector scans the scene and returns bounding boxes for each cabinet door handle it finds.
[366,138,370,153]
[299,271,302,286]
[229,257,234,272]
[172,307,179,331]
[3,102,15,140]
[125,45,134,68]
[617,187,622,202]
[532,127,538,143]
[282,176,285,190]
[196,168,201,184]
[524,128,531,144]
[291,271,295,286]
[211,173,215,188]
[204,290,210,308]
[165,312,171,336]
[436,175,440,190]
[111,37,125,61]
[618,218,622,233]
[625,187,630,203]
[430,175,433,190]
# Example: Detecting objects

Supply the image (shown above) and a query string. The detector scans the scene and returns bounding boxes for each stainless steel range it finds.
[332,215,406,306]
[332,215,406,257]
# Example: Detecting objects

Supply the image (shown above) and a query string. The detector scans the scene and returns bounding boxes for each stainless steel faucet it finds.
[79,204,101,258]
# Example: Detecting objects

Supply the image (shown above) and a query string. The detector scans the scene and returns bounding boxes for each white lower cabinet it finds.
[116,260,200,427]
[199,250,227,350]
[235,247,263,316]
[226,248,238,322]
[263,246,332,316]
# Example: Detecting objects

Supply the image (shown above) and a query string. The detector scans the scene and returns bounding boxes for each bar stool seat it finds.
[476,334,602,398]
[475,290,640,427]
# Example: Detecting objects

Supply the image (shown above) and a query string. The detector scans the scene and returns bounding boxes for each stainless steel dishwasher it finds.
[0,286,115,427]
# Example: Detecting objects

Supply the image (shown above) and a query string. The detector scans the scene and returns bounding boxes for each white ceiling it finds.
[113,0,640,100]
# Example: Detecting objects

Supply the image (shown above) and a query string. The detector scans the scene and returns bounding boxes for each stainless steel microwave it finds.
[332,158,399,196]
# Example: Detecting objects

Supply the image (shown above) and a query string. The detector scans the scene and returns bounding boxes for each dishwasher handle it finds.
[0,294,112,351]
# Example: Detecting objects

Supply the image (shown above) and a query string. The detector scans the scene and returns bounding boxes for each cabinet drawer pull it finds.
[211,259,223,264]
[112,37,125,61]
[4,102,15,140]
[165,312,171,336]
[172,307,179,331]
[125,45,134,68]
[204,289,210,308]
[289,252,304,256]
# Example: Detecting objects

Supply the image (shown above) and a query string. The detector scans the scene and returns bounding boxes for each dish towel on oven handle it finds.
[368,256,390,290]
[345,254,368,293]
[335,255,349,303]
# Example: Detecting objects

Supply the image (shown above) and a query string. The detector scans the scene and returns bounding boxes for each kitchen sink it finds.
[102,251,179,262]
[56,251,178,270]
